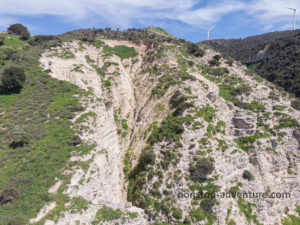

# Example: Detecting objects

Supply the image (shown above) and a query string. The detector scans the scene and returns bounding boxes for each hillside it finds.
[0,28,300,225]
[202,29,300,97]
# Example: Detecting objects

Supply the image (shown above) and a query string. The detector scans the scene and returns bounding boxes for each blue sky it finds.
[0,0,299,42]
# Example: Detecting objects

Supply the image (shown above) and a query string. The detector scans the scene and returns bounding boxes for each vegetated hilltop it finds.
[202,29,300,97]
[0,26,299,225]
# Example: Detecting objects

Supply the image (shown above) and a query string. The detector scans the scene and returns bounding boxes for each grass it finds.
[68,196,90,213]
[92,205,137,224]
[94,206,123,222]
[71,64,83,73]
[0,34,93,224]
[274,116,299,129]
[237,198,262,225]
[93,66,105,76]
[234,131,261,151]
[85,55,95,64]
[102,45,138,59]
[194,104,215,123]
[75,111,96,123]
[281,206,300,225]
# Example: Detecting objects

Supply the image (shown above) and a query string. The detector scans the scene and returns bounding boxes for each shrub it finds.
[242,170,254,181]
[0,35,4,45]
[8,215,25,225]
[187,44,205,57]
[1,66,26,92]
[231,84,251,96]
[200,199,216,213]
[135,149,156,172]
[68,135,82,146]
[148,116,185,144]
[169,90,193,116]
[94,206,122,222]
[190,158,214,179]
[0,187,20,205]
[291,99,300,110]
[209,59,221,67]
[172,207,182,219]
[213,54,221,61]
[9,139,28,149]
[7,23,30,40]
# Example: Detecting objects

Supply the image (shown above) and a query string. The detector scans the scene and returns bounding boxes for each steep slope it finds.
[36,36,300,224]
[0,29,300,225]
[202,29,300,97]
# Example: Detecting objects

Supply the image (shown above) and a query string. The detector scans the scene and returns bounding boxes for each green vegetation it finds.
[189,207,205,221]
[148,116,186,145]
[172,207,182,219]
[281,206,300,225]
[189,158,214,179]
[102,45,138,59]
[1,66,26,92]
[93,66,105,76]
[187,43,205,57]
[218,84,264,112]
[147,27,174,38]
[234,131,261,151]
[93,206,122,222]
[0,32,93,224]
[93,205,138,223]
[71,64,83,73]
[104,61,119,66]
[291,99,300,110]
[68,196,90,213]
[85,55,95,64]
[237,198,262,225]
[92,39,102,48]
[75,111,96,123]
[7,23,30,40]
[205,30,300,97]
[194,104,215,123]
[274,115,299,129]
[197,64,229,77]
[242,170,254,181]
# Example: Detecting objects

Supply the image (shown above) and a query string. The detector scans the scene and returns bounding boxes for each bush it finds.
[200,199,216,213]
[68,135,82,146]
[8,215,25,225]
[0,187,20,205]
[187,44,205,57]
[169,90,193,116]
[213,54,221,61]
[133,149,156,174]
[209,59,221,67]
[148,116,185,144]
[242,170,254,181]
[0,35,4,45]
[1,66,26,92]
[291,99,300,110]
[190,158,214,179]
[172,207,182,219]
[7,23,30,40]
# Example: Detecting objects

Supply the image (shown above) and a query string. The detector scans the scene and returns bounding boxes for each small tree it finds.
[1,66,26,92]
[190,158,214,179]
[7,23,30,40]
[242,170,254,181]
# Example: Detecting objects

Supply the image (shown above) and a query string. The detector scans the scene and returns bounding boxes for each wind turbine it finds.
[207,25,216,40]
[285,7,297,30]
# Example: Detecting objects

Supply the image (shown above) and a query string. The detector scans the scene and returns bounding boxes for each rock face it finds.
[232,113,256,136]
[31,39,300,225]
[207,92,217,102]
[293,129,300,150]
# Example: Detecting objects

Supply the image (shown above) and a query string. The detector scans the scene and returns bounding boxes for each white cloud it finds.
[0,0,298,31]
